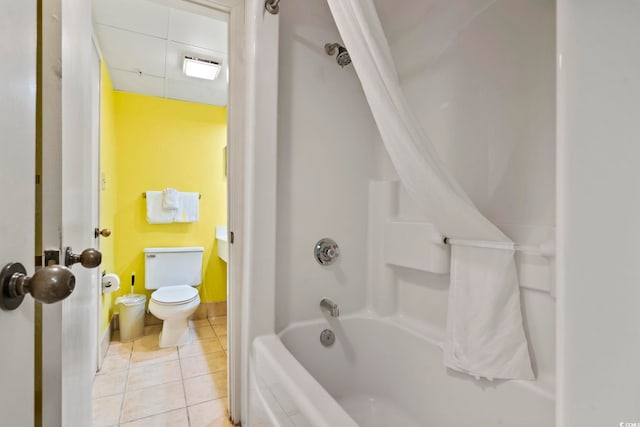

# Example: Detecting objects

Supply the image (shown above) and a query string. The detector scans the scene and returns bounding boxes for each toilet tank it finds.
[144,247,204,290]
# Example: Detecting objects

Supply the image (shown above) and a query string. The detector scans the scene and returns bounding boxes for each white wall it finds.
[274,0,556,414]
[274,0,380,330]
[373,0,557,396]
[558,1,640,425]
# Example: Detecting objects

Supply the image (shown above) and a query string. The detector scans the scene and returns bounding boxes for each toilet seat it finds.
[151,285,198,305]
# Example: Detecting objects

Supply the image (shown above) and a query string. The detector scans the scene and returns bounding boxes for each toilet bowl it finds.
[148,285,200,347]
[144,246,204,347]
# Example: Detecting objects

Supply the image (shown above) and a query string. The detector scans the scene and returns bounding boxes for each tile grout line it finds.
[181,330,192,427]
[116,340,132,427]
[210,318,230,423]
[116,407,183,427]
[120,332,183,425]
[97,320,226,426]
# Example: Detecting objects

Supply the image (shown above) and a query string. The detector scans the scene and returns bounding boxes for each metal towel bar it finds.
[142,192,201,199]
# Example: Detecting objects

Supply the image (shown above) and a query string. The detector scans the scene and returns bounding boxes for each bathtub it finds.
[249,314,554,427]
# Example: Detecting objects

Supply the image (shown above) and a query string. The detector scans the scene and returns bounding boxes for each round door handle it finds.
[95,228,111,238]
[0,263,76,310]
[65,247,102,268]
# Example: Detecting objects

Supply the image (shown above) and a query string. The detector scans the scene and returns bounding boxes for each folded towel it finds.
[174,192,199,223]
[443,243,534,380]
[162,188,180,210]
[146,191,175,224]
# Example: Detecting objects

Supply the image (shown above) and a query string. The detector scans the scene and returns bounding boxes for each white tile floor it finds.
[93,316,232,427]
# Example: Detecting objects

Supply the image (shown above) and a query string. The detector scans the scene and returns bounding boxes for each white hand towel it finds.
[443,243,535,380]
[162,188,180,210]
[174,192,199,223]
[146,191,175,224]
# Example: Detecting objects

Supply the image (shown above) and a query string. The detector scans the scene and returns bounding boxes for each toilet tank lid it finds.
[144,247,204,253]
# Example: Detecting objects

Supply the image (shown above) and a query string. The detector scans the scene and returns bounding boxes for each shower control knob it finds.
[0,263,76,310]
[65,247,102,269]
[314,238,340,265]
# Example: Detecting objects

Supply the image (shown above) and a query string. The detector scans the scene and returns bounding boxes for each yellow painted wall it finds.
[98,68,227,334]
[112,92,227,310]
[100,61,118,333]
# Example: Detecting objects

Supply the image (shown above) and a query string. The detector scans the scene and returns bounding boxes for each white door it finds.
[0,0,97,424]
[40,0,98,425]
[0,0,37,425]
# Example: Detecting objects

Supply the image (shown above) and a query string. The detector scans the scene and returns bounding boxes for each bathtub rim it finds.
[277,310,555,401]
[251,334,359,427]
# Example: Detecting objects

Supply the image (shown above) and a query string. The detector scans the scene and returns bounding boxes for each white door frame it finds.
[93,0,247,422]
[239,1,280,422]
[41,0,98,424]
[40,0,64,422]
[154,0,247,423]
[111,0,247,423]
[199,1,247,423]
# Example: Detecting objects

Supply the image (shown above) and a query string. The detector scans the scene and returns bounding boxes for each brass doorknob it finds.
[65,247,102,268]
[0,263,76,310]
[94,228,111,238]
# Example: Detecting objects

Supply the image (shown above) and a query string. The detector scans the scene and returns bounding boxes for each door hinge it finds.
[230,231,234,244]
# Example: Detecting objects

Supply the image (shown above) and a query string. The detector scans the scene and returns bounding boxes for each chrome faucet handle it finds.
[320,297,340,317]
[314,238,340,265]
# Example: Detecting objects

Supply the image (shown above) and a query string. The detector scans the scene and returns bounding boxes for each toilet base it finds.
[148,294,200,347]
[159,318,191,347]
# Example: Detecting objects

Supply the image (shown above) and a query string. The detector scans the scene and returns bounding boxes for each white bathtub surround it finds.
[326,0,533,379]
[368,182,556,393]
[255,0,555,424]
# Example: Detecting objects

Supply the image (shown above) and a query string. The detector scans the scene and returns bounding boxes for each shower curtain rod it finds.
[443,237,555,257]
[265,0,280,14]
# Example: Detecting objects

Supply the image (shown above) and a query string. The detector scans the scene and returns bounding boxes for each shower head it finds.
[335,46,351,67]
[325,43,351,68]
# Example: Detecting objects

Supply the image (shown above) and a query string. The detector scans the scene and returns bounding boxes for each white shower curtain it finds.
[327,0,534,380]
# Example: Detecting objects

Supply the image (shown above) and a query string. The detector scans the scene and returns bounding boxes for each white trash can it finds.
[116,294,146,342]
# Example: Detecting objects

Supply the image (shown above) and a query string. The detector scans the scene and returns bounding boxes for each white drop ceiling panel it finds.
[93,0,169,38]
[110,69,165,98]
[168,8,228,52]
[93,0,228,106]
[166,78,227,106]
[96,24,167,77]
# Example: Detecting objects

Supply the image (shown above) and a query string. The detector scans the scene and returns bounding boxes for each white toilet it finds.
[145,246,204,347]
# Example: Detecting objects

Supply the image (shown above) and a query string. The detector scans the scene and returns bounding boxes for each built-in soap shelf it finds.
[383,220,449,273]
[382,218,555,295]
[369,180,555,297]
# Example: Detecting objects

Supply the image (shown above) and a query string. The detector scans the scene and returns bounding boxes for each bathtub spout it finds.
[320,298,339,317]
